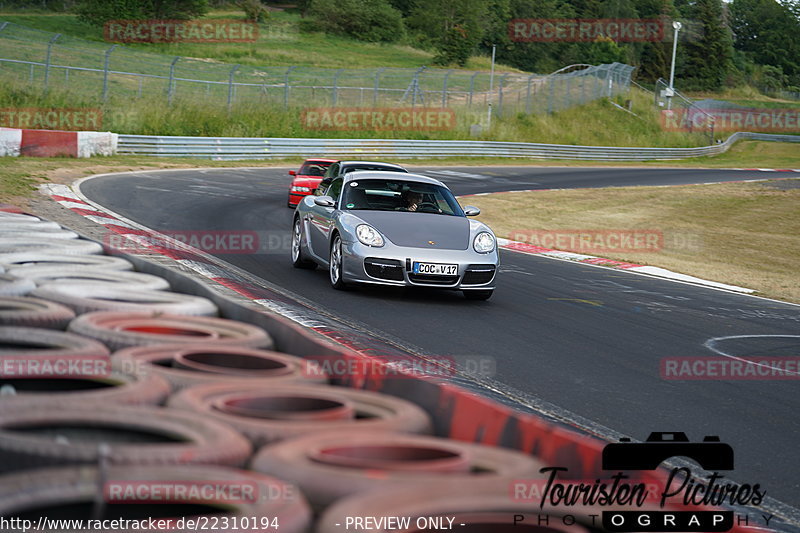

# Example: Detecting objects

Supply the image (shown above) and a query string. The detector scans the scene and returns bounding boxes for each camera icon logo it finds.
[602,432,734,471]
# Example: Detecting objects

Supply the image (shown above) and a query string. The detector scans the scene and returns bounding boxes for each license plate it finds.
[413,262,458,275]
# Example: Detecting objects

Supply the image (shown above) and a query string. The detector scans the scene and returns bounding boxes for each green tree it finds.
[679,0,735,90]
[77,0,208,26]
[730,0,800,84]
[408,0,489,66]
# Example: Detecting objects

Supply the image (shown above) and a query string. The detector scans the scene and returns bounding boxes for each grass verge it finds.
[0,11,517,72]
[473,179,800,303]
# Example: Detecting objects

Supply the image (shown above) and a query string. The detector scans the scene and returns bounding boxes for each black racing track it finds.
[81,166,800,515]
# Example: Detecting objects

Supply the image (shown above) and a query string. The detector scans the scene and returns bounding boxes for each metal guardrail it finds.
[116,132,799,161]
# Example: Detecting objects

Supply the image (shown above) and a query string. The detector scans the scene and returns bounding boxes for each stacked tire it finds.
[0,210,566,533]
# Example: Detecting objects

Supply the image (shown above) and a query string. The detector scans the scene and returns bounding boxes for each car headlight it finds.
[356,224,385,247]
[291,186,311,193]
[473,231,495,253]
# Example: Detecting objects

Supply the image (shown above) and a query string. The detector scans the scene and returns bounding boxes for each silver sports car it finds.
[291,171,498,300]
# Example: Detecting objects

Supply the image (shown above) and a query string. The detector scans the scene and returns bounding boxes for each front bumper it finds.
[341,240,498,290]
[288,191,312,206]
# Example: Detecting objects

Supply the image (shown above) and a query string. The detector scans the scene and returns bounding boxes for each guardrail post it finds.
[168,56,180,106]
[44,33,61,92]
[102,44,117,103]
[373,67,384,106]
[284,66,297,109]
[332,69,342,106]
[441,70,452,108]
[227,64,240,112]
[468,72,478,107]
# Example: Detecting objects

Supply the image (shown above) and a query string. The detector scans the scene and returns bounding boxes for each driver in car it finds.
[405,191,423,211]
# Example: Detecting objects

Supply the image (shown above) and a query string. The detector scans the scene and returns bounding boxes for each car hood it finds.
[294,176,324,187]
[353,211,470,250]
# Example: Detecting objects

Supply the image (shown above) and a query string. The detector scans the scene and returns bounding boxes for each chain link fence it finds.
[0,21,634,117]
[654,77,715,143]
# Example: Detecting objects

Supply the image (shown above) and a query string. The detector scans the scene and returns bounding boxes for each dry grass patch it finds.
[472,180,800,302]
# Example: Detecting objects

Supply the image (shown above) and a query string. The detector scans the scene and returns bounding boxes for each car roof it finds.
[342,171,446,188]
[338,161,407,171]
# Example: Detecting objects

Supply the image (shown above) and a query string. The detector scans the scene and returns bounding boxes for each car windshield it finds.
[341,179,464,216]
[344,165,407,173]
[299,162,332,176]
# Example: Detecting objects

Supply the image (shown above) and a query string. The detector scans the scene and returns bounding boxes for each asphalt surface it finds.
[81,166,800,515]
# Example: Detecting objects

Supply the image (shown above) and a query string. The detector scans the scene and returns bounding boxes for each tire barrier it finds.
[315,479,602,533]
[1,206,752,533]
[0,237,103,255]
[112,343,327,391]
[0,326,109,357]
[0,359,170,408]
[0,404,252,473]
[250,430,549,509]
[168,383,433,446]
[0,212,47,223]
[32,283,217,316]
[1,252,134,271]
[0,273,35,296]
[0,228,79,239]
[0,220,62,230]
[68,311,274,351]
[0,464,312,533]
[0,296,76,329]
[7,267,170,290]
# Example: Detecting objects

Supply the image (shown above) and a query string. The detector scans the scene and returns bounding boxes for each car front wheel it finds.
[329,234,348,290]
[291,218,316,269]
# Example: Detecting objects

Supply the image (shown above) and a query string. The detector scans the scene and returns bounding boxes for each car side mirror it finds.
[464,206,481,216]
[314,196,336,208]
[289,170,296,176]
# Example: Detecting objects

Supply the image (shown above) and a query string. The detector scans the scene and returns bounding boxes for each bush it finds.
[432,25,475,67]
[76,0,208,26]
[306,0,405,43]
[238,0,269,23]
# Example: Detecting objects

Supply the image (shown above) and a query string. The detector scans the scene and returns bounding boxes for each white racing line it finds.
[39,170,800,529]
[704,335,800,376]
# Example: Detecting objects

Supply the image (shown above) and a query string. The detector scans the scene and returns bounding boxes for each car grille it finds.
[364,258,404,281]
[408,273,460,285]
[462,264,496,285]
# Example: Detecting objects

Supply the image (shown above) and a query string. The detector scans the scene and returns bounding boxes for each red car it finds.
[287,158,337,208]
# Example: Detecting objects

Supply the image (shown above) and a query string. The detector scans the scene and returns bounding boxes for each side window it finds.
[324,163,338,179]
[326,178,344,203]
[316,163,338,196]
